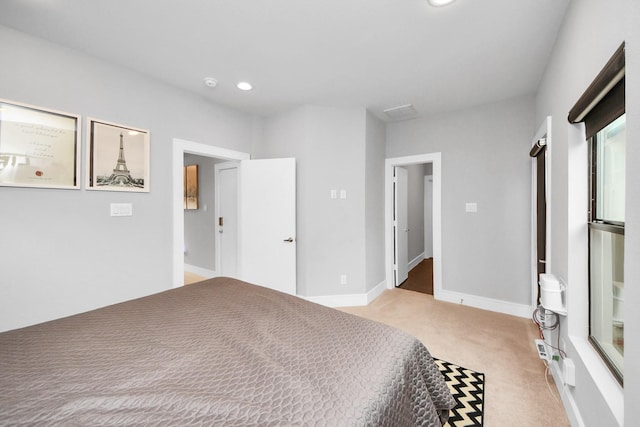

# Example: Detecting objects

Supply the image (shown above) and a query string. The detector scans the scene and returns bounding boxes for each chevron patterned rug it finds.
[435,358,485,427]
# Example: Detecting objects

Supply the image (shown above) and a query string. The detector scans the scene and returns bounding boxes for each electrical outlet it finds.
[535,339,550,360]
[340,274,347,285]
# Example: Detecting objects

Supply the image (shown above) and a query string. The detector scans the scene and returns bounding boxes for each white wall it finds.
[258,105,370,297]
[365,112,386,292]
[386,95,535,305]
[0,26,256,332]
[535,0,639,425]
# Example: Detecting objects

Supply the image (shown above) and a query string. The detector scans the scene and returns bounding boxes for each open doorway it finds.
[183,154,223,282]
[385,153,442,299]
[393,163,435,294]
[173,139,297,294]
[182,155,240,284]
[172,139,249,288]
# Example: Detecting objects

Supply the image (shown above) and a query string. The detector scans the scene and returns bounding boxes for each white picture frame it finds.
[0,98,81,190]
[86,118,150,192]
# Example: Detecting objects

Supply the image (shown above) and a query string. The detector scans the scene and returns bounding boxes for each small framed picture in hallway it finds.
[184,164,198,209]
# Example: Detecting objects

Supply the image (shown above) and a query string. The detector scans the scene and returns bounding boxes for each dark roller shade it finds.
[529,138,546,158]
[568,43,625,139]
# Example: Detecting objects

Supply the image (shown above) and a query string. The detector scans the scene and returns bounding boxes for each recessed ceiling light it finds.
[203,77,218,88]
[428,0,456,6]
[236,81,253,91]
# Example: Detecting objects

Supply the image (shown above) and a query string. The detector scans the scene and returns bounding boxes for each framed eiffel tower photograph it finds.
[86,118,150,192]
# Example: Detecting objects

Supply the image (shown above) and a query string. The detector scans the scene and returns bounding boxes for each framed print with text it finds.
[86,118,150,192]
[0,99,80,189]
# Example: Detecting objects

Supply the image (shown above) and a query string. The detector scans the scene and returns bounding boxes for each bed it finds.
[0,277,454,426]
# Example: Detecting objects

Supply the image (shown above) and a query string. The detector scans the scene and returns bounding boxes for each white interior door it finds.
[239,158,296,295]
[215,162,238,277]
[394,166,409,286]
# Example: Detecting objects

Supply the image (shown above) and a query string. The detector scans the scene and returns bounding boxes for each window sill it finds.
[570,335,624,426]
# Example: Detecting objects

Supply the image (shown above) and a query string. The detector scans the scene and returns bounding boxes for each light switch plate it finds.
[465,202,477,213]
[110,203,133,217]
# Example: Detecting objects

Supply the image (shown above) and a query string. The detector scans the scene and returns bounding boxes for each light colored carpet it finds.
[339,288,570,427]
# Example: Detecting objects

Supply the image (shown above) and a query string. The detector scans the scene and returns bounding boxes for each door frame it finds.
[393,166,409,286]
[385,153,442,298]
[530,117,552,310]
[172,138,249,288]
[214,161,240,278]
[423,174,434,259]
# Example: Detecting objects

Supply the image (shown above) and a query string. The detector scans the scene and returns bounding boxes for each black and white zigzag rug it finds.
[434,358,485,427]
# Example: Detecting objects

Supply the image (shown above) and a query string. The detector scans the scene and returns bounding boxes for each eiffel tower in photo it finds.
[101,133,135,186]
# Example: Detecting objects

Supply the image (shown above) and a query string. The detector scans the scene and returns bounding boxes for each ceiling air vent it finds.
[383,104,418,121]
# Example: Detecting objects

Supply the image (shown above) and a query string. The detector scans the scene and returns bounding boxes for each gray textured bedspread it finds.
[0,277,454,426]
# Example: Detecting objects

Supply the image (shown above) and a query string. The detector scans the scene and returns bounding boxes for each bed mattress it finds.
[0,277,454,426]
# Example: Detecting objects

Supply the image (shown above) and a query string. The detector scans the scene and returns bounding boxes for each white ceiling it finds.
[0,0,570,121]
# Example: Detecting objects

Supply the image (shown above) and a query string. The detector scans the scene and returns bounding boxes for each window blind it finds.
[529,138,546,158]
[568,42,625,139]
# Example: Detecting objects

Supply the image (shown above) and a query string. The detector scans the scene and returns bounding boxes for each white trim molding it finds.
[564,122,622,426]
[438,289,533,318]
[306,280,387,308]
[385,153,442,299]
[566,337,623,427]
[408,252,425,271]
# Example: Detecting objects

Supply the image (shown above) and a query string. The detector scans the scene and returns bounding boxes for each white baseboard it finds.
[305,280,387,308]
[184,264,217,278]
[366,279,387,304]
[307,282,532,318]
[547,362,586,427]
[437,289,532,318]
[408,252,425,271]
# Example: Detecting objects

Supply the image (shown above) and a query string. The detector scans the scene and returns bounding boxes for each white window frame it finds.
[567,122,623,426]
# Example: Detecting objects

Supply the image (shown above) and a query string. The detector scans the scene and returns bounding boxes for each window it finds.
[569,42,625,385]
[589,114,625,384]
